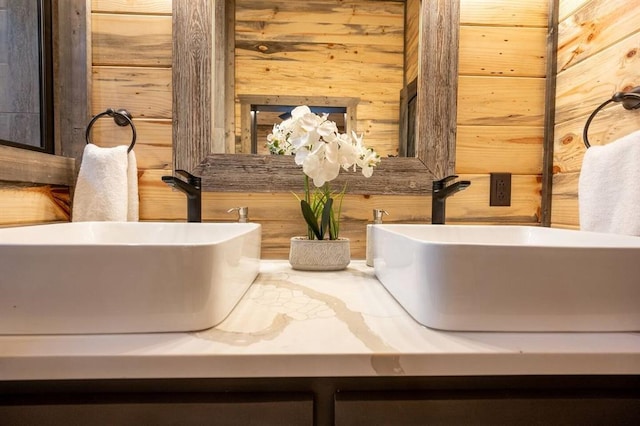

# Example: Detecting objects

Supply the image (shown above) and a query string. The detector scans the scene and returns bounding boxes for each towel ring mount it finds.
[583,86,640,149]
[85,108,137,153]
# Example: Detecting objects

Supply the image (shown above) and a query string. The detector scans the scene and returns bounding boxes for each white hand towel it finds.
[72,144,139,222]
[579,129,640,235]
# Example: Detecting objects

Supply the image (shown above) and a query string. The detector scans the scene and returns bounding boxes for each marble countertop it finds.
[1,261,639,381]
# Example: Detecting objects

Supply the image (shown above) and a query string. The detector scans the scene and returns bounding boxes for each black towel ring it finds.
[85,108,137,153]
[583,86,640,148]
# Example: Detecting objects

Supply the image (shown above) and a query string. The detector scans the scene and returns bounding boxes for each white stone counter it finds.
[1,261,639,381]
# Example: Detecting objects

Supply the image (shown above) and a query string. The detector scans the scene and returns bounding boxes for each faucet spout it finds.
[431,175,470,225]
[161,170,202,222]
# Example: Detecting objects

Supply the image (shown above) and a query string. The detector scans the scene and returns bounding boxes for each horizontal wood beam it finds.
[0,145,76,186]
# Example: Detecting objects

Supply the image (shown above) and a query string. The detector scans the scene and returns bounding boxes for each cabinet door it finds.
[1,393,313,426]
[335,391,640,425]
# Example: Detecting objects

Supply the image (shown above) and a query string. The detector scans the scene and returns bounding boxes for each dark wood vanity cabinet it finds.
[335,391,640,425]
[0,392,314,426]
[2,376,640,426]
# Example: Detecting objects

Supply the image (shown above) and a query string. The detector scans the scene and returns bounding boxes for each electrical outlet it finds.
[490,173,511,206]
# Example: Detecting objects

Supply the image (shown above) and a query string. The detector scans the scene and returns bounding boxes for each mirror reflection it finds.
[0,0,53,152]
[232,0,413,157]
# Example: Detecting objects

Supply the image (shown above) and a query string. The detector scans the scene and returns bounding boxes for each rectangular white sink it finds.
[0,222,261,334]
[373,224,640,332]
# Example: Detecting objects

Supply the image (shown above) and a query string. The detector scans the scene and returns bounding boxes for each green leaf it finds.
[321,197,333,240]
[301,200,322,240]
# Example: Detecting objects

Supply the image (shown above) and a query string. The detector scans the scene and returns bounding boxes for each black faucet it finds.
[161,170,202,222]
[431,175,471,225]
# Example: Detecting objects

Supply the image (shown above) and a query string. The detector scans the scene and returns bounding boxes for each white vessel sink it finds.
[373,224,640,332]
[0,222,261,334]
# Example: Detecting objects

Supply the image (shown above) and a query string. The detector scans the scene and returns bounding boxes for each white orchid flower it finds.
[267,105,379,185]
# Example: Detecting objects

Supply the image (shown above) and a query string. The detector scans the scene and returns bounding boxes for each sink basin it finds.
[0,222,261,334]
[373,224,640,332]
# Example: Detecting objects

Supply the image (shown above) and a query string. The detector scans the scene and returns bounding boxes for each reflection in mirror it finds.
[0,0,53,152]
[251,106,347,155]
[234,0,405,158]
[238,94,359,154]
[173,0,458,194]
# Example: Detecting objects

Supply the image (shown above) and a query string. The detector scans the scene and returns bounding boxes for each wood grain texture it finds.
[458,76,546,126]
[457,125,543,174]
[91,0,172,14]
[459,26,547,78]
[140,169,541,258]
[551,0,640,229]
[558,0,590,21]
[557,0,640,71]
[0,145,75,186]
[172,0,211,172]
[551,171,579,227]
[555,30,640,124]
[56,0,91,162]
[0,183,70,225]
[460,0,548,27]
[173,0,457,196]
[92,14,172,67]
[91,66,172,119]
[404,0,419,84]
[235,0,404,157]
[195,155,434,195]
[417,0,459,179]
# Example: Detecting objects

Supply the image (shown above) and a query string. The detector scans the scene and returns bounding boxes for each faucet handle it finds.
[175,169,201,187]
[433,175,458,190]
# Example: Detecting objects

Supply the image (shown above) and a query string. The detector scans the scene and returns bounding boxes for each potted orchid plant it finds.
[267,106,380,270]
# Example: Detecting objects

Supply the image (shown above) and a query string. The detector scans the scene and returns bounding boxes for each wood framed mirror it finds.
[172,0,458,195]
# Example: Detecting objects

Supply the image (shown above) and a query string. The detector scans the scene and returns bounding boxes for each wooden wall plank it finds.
[460,0,548,27]
[551,171,579,227]
[236,0,404,26]
[557,0,640,71]
[554,110,640,175]
[457,76,546,126]
[0,145,75,186]
[558,0,589,21]
[92,14,172,67]
[91,0,172,14]
[0,184,70,225]
[91,66,172,119]
[459,26,547,78]
[457,125,544,174]
[555,31,640,124]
